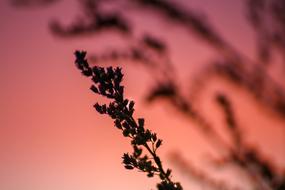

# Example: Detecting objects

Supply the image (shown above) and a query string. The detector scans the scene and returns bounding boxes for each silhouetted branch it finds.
[74,50,182,190]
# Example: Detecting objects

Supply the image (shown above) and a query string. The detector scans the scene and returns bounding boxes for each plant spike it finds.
[74,50,183,190]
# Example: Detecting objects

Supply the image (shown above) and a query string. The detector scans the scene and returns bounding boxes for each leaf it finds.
[166,169,172,178]
[124,165,134,170]
[114,119,122,129]
[90,85,99,93]
[129,100,135,110]
[147,172,154,177]
[152,133,157,142]
[156,139,162,149]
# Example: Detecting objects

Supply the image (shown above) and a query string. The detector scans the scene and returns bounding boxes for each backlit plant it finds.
[74,50,183,190]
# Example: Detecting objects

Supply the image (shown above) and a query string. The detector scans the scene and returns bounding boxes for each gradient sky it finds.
[1,0,284,190]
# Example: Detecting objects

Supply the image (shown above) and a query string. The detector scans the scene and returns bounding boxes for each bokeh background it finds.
[1,0,285,190]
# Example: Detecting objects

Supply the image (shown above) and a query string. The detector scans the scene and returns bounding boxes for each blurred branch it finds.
[169,152,241,190]
[50,0,130,37]
[11,0,59,7]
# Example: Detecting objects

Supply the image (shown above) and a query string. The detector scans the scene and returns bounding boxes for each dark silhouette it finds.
[74,50,182,190]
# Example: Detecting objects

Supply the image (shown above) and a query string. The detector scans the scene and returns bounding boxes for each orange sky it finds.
[1,1,284,190]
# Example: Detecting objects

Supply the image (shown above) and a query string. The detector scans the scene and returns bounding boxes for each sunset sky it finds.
[1,0,284,190]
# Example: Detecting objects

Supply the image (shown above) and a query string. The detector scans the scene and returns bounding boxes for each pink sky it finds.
[1,0,284,190]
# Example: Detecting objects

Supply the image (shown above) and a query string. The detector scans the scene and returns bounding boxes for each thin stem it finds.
[144,143,171,182]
